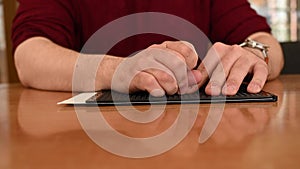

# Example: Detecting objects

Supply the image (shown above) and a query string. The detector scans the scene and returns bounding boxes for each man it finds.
[12,0,284,96]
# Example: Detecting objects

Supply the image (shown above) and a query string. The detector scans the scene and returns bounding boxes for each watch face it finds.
[241,39,269,50]
[239,39,269,63]
[247,39,269,49]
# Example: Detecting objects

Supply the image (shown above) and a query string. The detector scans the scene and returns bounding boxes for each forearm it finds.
[14,37,122,91]
[247,32,284,80]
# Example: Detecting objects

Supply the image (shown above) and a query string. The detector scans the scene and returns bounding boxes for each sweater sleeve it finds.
[12,0,80,54]
[209,0,271,44]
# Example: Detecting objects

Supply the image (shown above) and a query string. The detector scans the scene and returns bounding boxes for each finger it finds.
[179,70,201,94]
[147,48,190,94]
[205,45,243,95]
[131,71,165,97]
[247,62,268,93]
[196,63,209,88]
[188,70,202,86]
[162,41,199,69]
[197,42,231,88]
[222,55,253,95]
[145,68,178,95]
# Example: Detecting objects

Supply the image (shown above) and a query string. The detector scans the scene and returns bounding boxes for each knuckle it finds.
[226,78,239,86]
[251,78,265,87]
[253,78,264,84]
[213,42,226,51]
[232,44,242,50]
[178,41,195,54]
[181,41,193,47]
[149,44,160,48]
[231,44,243,54]
[142,75,157,87]
[209,80,222,87]
[180,44,193,54]
[158,72,175,84]
[163,41,172,45]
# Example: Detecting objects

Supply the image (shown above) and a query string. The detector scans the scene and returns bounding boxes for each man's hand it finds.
[197,42,269,96]
[108,41,202,97]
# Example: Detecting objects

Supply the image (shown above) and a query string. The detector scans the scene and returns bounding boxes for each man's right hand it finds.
[101,41,202,97]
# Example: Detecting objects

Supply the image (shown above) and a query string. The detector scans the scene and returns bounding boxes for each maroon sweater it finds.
[12,0,270,57]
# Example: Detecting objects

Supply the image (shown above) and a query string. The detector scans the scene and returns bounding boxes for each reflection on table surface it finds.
[0,75,300,169]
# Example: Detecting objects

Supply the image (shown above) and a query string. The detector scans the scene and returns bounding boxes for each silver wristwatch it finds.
[239,39,269,64]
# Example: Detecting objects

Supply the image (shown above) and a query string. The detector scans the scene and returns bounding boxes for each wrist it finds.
[96,55,124,90]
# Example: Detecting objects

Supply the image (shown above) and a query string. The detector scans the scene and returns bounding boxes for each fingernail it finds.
[223,84,237,95]
[150,89,165,97]
[249,83,261,93]
[209,83,221,95]
[186,84,199,94]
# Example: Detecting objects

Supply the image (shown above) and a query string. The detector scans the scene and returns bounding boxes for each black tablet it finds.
[86,84,277,106]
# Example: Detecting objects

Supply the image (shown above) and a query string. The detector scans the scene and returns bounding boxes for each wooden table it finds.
[0,75,300,169]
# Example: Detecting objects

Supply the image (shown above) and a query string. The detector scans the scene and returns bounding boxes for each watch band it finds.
[239,39,269,64]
